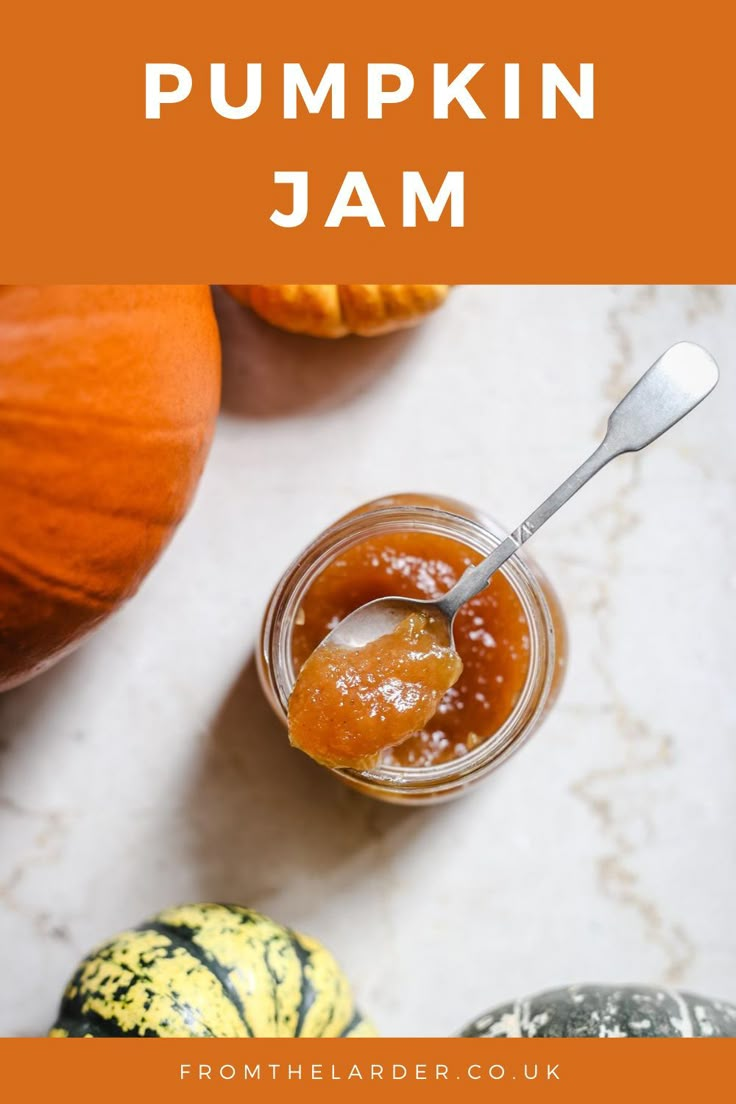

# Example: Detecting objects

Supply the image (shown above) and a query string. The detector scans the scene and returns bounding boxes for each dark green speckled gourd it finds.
[50,904,375,1038]
[461,984,736,1038]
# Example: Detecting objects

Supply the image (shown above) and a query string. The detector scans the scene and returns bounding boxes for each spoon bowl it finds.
[322,594,456,651]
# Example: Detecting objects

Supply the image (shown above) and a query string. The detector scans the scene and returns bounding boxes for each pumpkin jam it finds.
[288,610,463,770]
[290,531,531,770]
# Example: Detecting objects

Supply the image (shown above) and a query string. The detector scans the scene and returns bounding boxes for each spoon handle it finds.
[438,342,719,618]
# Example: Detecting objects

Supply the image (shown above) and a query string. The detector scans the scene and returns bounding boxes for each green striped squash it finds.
[50,903,375,1038]
[460,984,736,1038]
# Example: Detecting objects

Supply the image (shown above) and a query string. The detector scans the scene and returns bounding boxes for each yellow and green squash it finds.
[50,903,375,1038]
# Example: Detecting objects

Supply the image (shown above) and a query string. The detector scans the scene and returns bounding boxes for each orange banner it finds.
[1,1,734,280]
[3,1038,736,1101]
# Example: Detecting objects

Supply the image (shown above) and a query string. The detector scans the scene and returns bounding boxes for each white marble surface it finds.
[1,285,735,1038]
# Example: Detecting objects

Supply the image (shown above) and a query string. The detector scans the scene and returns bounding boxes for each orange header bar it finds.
[1,1,734,281]
[4,1038,736,1101]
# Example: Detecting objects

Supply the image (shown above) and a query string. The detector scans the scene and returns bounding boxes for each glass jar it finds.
[258,493,567,805]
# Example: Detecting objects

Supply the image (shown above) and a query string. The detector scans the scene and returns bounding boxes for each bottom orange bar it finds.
[2,1038,734,1102]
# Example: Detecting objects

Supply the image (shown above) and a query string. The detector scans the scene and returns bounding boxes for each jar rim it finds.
[260,501,560,797]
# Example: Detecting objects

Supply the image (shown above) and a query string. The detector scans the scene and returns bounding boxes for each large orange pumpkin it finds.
[0,285,221,690]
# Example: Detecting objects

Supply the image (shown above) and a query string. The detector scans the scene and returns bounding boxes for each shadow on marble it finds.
[213,286,419,419]
[0,649,90,764]
[181,655,437,905]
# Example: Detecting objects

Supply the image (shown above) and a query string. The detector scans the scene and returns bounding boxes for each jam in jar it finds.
[259,494,566,804]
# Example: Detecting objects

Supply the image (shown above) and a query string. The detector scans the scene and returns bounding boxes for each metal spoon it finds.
[308,342,719,656]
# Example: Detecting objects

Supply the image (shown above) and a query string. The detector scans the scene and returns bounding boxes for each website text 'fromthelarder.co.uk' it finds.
[179,1060,561,1084]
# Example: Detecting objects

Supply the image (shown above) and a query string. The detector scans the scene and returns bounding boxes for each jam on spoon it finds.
[288,609,462,769]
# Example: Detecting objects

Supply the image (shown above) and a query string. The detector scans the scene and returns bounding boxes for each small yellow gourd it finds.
[225,284,450,338]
